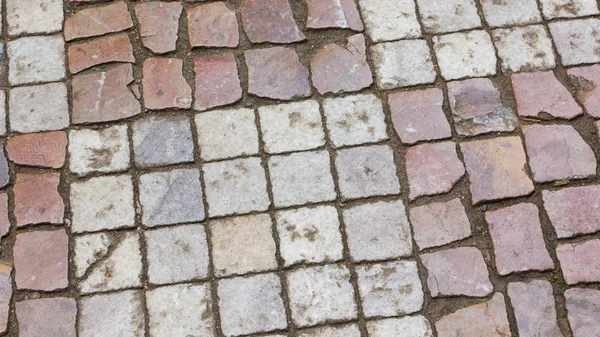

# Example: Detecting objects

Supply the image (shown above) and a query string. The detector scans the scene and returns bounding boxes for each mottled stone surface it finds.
[142,58,192,109]
[68,33,134,74]
[540,0,598,19]
[14,230,68,290]
[507,281,563,337]
[436,293,510,337]
[241,0,305,44]
[371,39,436,89]
[550,19,600,66]
[14,173,64,226]
[433,30,497,80]
[7,0,63,36]
[299,324,361,337]
[358,0,420,42]
[556,239,600,284]
[565,288,600,337]
[16,297,76,337]
[135,1,182,53]
[416,0,481,33]
[0,266,11,334]
[194,53,241,111]
[410,198,472,250]
[543,185,600,238]
[9,83,69,133]
[188,2,239,47]
[132,115,194,167]
[306,0,363,30]
[367,316,434,337]
[6,131,67,168]
[492,25,556,72]
[568,64,600,118]
[0,195,9,238]
[479,0,541,27]
[64,1,132,41]
[79,290,145,337]
[0,153,7,190]
[68,125,130,175]
[8,35,65,85]
[73,232,114,278]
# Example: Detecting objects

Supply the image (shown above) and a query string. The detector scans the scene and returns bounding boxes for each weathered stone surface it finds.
[507,280,563,337]
[64,1,132,41]
[241,0,305,43]
[410,198,472,250]
[436,293,510,337]
[367,316,433,337]
[72,64,140,124]
[311,34,372,94]
[568,64,600,118]
[6,131,67,168]
[194,53,241,111]
[299,324,361,337]
[79,290,145,337]
[14,230,68,290]
[416,0,481,33]
[0,265,11,334]
[135,1,182,54]
[68,33,135,74]
[8,35,65,85]
[565,288,600,337]
[492,25,556,72]
[479,0,541,27]
[9,83,69,133]
[143,58,192,109]
[132,115,194,167]
[306,0,363,30]
[433,30,497,80]
[543,185,600,238]
[460,137,534,204]
[556,239,600,284]
[358,0,420,42]
[0,153,7,190]
[16,297,76,337]
[14,173,64,226]
[0,194,9,238]
[7,0,63,36]
[422,247,493,297]
[188,2,239,47]
[540,0,598,19]
[0,90,5,135]
[550,19,600,66]
[371,39,436,89]
[246,47,311,100]
[73,232,111,278]
[68,125,130,175]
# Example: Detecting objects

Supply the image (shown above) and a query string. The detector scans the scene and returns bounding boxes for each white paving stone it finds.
[480,0,542,27]
[7,35,65,85]
[371,40,436,90]
[79,290,145,337]
[9,83,68,133]
[69,125,130,175]
[434,30,497,80]
[358,0,421,42]
[74,232,112,278]
[550,19,600,66]
[7,0,63,36]
[493,25,556,72]
[367,316,434,337]
[416,0,481,33]
[0,91,5,136]
[298,324,361,337]
[540,0,599,19]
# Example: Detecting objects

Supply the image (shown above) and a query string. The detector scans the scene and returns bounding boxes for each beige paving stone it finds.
[7,0,63,36]
[540,0,599,19]
[492,25,556,72]
[371,39,436,89]
[68,125,130,175]
[416,0,481,33]
[79,290,145,337]
[9,83,69,133]
[298,324,361,337]
[433,30,497,80]
[358,0,421,42]
[550,19,600,66]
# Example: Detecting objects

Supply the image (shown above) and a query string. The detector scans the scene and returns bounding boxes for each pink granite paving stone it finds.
[512,71,583,119]
[16,297,77,337]
[409,198,472,250]
[0,194,8,238]
[523,124,596,183]
[305,0,363,30]
[241,0,306,44]
[64,1,133,41]
[556,239,600,284]
[13,230,68,291]
[67,33,135,74]
[405,141,465,200]
[135,1,182,54]
[194,53,242,111]
[565,288,600,337]
[543,185,600,238]
[436,293,511,337]
[460,136,534,204]
[143,58,192,109]
[568,64,600,118]
[13,173,64,227]
[507,280,563,337]
[188,2,239,48]
[6,131,67,168]
[0,265,11,334]
[485,203,554,275]
[311,34,372,94]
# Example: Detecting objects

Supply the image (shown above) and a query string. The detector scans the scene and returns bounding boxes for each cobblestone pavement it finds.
[1,0,600,336]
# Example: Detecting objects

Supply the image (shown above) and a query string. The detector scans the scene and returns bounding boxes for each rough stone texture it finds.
[479,0,541,27]
[70,175,135,233]
[139,169,205,226]
[406,142,465,200]
[306,0,363,31]
[540,0,599,19]
[410,198,472,250]
[135,1,182,54]
[16,297,76,337]
[269,151,336,207]
[556,239,600,284]
[0,195,9,238]
[195,108,259,161]
[507,280,563,337]
[73,232,113,278]
[0,265,11,334]
[68,33,134,74]
[14,229,68,291]
[7,0,63,36]
[132,115,194,167]
[543,185,600,238]
[568,64,600,118]
[0,91,5,136]
[422,247,493,297]
[447,78,518,137]
[9,83,69,133]
[276,205,344,266]
[287,264,357,327]
[210,214,277,277]
[8,35,65,85]
[357,0,420,42]
[512,71,583,119]
[524,124,596,182]
[6,131,67,168]
[485,203,554,275]
[367,316,434,337]
[64,1,132,41]
[433,30,497,80]
[0,153,7,190]
[218,273,287,336]
[188,2,239,47]
[550,19,600,66]
[204,157,269,216]
[343,200,413,261]
[460,136,534,204]
[417,0,481,33]
[146,283,214,337]
[436,293,510,337]
[492,25,556,72]
[246,47,311,100]
[299,324,361,337]
[14,173,64,226]
[68,125,130,175]
[241,0,305,44]
[565,288,600,337]
[143,58,192,109]
[145,224,209,284]
[79,290,145,337]
[258,100,324,154]
[194,53,242,111]
[311,34,372,94]
[72,63,140,124]
[356,260,424,317]
[336,145,400,199]
[389,88,451,144]
[371,39,436,89]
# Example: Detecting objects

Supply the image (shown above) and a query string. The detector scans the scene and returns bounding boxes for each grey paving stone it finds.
[367,316,434,337]
[0,90,5,136]
[540,0,598,19]
[410,198,472,250]
[371,40,436,89]
[433,30,497,80]
[7,35,65,85]
[550,19,600,66]
[298,324,361,337]
[132,115,194,167]
[480,0,542,27]
[68,125,130,175]
[7,0,63,36]
[79,290,145,337]
[416,0,481,33]
[9,83,68,133]
[73,232,112,278]
[0,151,8,189]
[357,0,421,42]
[492,25,556,72]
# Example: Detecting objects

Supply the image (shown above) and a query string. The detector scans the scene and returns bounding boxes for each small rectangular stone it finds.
[132,115,194,168]
[68,33,135,74]
[64,1,133,41]
[543,185,600,238]
[194,54,242,111]
[433,30,497,80]
[565,288,600,337]
[135,1,182,54]
[358,0,421,42]
[7,0,63,36]
[6,131,67,168]
[371,39,436,89]
[480,0,541,27]
[14,230,68,291]
[556,239,600,284]
[142,58,192,109]
[14,173,64,227]
[492,25,556,72]
[9,83,69,133]
[540,0,598,19]
[436,294,510,337]
[16,297,76,337]
[8,35,65,85]
[367,316,433,337]
[188,2,239,47]
[79,290,145,337]
[241,0,305,44]
[410,198,471,250]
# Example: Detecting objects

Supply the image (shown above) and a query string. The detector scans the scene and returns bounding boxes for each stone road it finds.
[1,0,600,336]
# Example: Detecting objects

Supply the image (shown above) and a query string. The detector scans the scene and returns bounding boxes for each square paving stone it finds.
[540,0,599,19]
[142,58,192,110]
[69,125,130,175]
[507,280,563,337]
[371,40,436,90]
[241,0,305,44]
[436,293,510,337]
[421,246,493,297]
[568,65,600,118]
[298,324,361,337]
[6,131,67,168]
[479,0,541,27]
[343,200,413,261]
[550,19,600,66]
[9,83,68,133]
[460,137,534,204]
[275,205,344,266]
[286,264,357,327]
[306,0,363,31]
[194,53,242,111]
[492,25,556,72]
[543,185,600,238]
[16,297,76,337]
[132,115,194,168]
[210,214,277,277]
[356,260,424,317]
[565,288,600,337]
[556,239,600,284]
[145,224,209,284]
[416,0,481,33]
[336,145,400,199]
[14,173,64,227]
[7,0,63,36]
[188,2,239,48]
[367,316,434,337]
[135,2,182,54]
[7,35,65,85]
[139,168,205,226]
[195,108,259,161]
[147,283,214,337]
[323,93,387,147]
[259,100,324,154]
[14,230,68,291]
[358,0,421,42]
[433,30,497,80]
[218,273,287,336]
[410,198,472,250]
[269,151,336,207]
[204,157,269,216]
[0,152,7,190]
[79,290,145,337]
